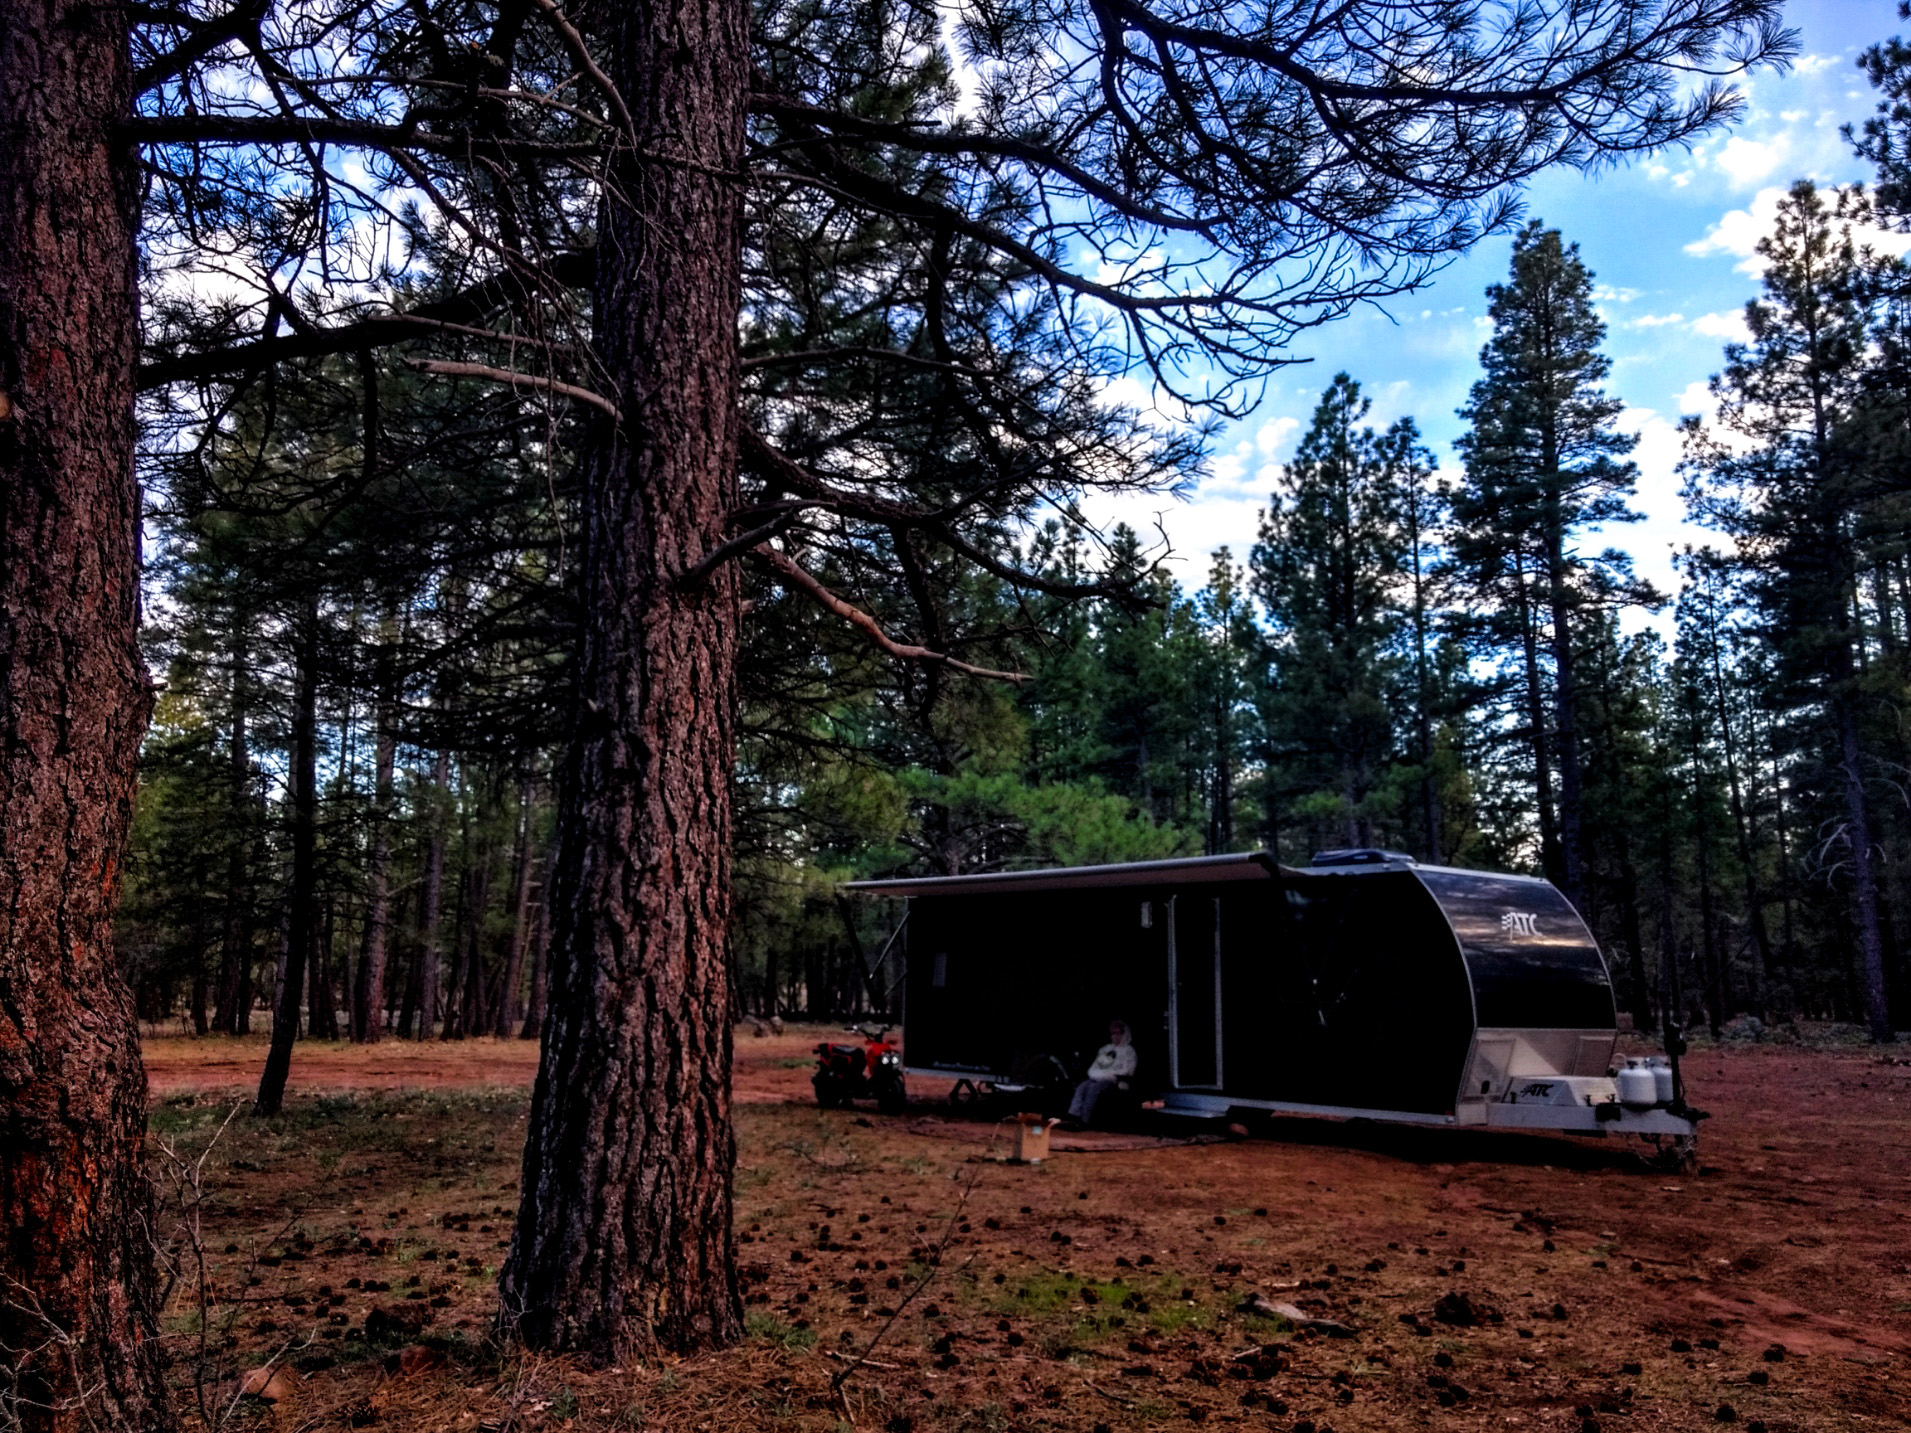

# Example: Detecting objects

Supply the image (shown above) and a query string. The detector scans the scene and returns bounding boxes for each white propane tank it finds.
[1650,1056,1676,1105]
[1617,1057,1658,1108]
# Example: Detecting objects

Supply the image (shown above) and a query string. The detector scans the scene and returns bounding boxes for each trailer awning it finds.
[843,850,1281,897]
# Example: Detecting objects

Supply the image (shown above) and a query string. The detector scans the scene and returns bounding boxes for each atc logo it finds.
[1500,910,1540,937]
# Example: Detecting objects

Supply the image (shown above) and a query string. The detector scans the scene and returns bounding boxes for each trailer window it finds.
[932,951,948,988]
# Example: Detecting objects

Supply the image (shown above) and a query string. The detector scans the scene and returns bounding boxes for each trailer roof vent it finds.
[1309,847,1416,867]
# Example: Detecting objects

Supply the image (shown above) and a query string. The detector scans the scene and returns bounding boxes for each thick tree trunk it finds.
[417,748,451,1038]
[502,0,747,1357]
[0,4,174,1426]
[353,605,400,1042]
[256,612,321,1114]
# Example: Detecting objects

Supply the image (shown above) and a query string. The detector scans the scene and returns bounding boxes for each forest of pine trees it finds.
[126,181,1911,1046]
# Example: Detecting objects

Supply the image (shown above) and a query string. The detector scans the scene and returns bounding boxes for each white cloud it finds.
[1630,313,1687,328]
[1691,309,1752,343]
[1794,53,1842,76]
[1253,414,1301,457]
[1602,406,1713,631]
[1715,135,1790,189]
[1687,185,1911,278]
[1685,186,1789,273]
[1676,380,1717,420]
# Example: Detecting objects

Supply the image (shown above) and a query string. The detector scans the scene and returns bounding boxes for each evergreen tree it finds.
[1253,375,1405,853]
[1682,181,1894,1040]
[1454,222,1646,906]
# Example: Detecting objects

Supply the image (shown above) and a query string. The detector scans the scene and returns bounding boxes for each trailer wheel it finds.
[1644,1133,1698,1174]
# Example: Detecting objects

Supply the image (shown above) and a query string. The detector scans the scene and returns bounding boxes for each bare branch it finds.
[406,359,621,420]
[754,543,1026,683]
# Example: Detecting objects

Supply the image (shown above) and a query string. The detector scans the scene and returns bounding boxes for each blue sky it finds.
[1091,0,1910,631]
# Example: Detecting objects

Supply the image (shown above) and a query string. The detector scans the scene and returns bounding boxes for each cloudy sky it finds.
[1087,0,1910,631]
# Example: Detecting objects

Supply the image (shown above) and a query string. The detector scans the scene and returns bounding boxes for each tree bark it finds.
[0,3,174,1426]
[256,610,321,1114]
[502,0,748,1357]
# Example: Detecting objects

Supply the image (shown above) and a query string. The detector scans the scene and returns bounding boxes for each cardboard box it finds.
[1013,1113,1059,1162]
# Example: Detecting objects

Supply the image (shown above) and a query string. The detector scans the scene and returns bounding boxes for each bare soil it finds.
[141,1027,1911,1432]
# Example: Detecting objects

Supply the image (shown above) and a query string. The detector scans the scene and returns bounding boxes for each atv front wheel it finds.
[875,1075,908,1116]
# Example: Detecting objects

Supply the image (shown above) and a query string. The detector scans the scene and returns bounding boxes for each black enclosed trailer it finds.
[845,852,1699,1146]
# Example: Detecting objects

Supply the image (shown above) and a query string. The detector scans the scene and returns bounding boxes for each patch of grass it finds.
[989,1268,1201,1342]
[744,1310,818,1351]
[1146,1300,1212,1335]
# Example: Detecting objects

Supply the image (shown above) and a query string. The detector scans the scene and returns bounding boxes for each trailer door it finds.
[1168,895,1223,1089]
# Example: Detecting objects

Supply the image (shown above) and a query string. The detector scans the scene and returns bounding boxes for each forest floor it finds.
[141,1028,1911,1433]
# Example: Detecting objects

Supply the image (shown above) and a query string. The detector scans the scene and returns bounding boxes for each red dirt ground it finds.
[141,1028,1911,1432]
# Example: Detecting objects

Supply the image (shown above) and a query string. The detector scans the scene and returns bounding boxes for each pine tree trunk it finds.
[1545,525,1587,909]
[0,5,174,1424]
[495,780,537,1037]
[256,612,321,1114]
[519,875,549,1040]
[1615,834,1653,1031]
[1707,635,1774,1014]
[213,616,254,1034]
[1514,553,1561,881]
[1690,740,1725,1036]
[502,0,747,1357]
[353,606,400,1042]
[1835,687,1893,1040]
[309,897,338,1041]
[1409,533,1442,863]
[418,748,451,1038]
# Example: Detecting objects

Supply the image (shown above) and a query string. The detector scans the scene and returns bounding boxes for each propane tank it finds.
[1649,1056,1676,1105]
[1617,1057,1658,1108]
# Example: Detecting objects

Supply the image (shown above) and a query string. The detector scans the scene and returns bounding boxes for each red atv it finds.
[813,1024,907,1115]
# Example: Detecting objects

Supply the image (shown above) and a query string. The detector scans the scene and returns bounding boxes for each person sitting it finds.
[1065,1019,1138,1128]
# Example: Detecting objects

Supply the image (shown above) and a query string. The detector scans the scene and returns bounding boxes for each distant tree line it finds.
[127,172,1911,1048]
